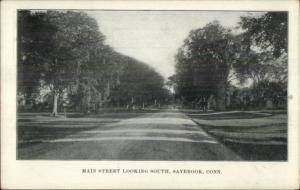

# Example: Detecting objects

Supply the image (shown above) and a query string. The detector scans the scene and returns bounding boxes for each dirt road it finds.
[18,111,241,160]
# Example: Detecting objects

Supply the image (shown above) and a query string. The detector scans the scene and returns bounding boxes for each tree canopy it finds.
[173,12,288,110]
[174,21,239,110]
[236,12,288,85]
[18,10,171,114]
[239,12,287,58]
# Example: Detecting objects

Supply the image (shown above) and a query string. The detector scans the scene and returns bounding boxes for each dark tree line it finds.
[172,12,287,111]
[18,10,171,115]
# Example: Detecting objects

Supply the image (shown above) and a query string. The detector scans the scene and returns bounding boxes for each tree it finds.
[18,11,56,105]
[237,12,288,83]
[234,50,287,85]
[18,10,106,115]
[239,12,287,58]
[18,10,171,114]
[175,21,239,110]
[109,55,170,108]
[236,12,288,105]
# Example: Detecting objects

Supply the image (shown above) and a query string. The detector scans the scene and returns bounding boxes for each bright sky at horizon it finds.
[86,11,262,79]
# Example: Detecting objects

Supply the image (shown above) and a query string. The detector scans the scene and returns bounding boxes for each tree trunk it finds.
[226,93,231,107]
[105,81,110,98]
[85,87,91,114]
[216,82,226,111]
[52,92,59,116]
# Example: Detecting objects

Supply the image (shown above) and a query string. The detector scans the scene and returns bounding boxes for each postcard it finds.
[1,0,299,189]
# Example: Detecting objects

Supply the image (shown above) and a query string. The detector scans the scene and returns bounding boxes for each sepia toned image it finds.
[17,10,288,161]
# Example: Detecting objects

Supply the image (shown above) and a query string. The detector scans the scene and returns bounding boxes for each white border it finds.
[1,0,299,189]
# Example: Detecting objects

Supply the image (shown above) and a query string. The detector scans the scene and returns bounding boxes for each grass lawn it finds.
[17,111,148,146]
[188,111,287,161]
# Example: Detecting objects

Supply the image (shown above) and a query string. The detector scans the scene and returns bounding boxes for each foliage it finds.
[174,21,239,110]
[18,10,170,114]
[174,13,288,110]
[239,12,287,58]
[110,55,170,108]
[235,12,288,101]
[18,11,55,98]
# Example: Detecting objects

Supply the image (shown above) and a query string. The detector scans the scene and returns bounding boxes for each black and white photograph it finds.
[1,0,300,189]
[17,10,288,161]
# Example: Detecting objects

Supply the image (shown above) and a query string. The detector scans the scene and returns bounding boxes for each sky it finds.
[86,11,262,79]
